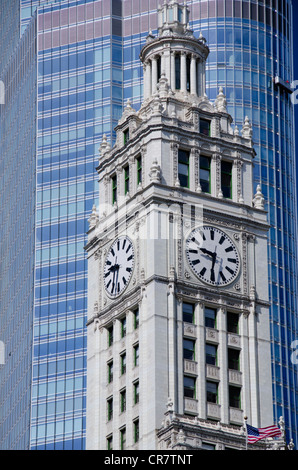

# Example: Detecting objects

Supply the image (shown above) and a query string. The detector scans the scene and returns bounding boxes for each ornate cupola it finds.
[140,0,209,101]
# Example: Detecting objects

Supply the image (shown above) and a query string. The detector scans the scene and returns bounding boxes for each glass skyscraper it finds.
[0,0,297,450]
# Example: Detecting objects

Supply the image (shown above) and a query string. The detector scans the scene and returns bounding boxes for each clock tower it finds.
[85,1,274,451]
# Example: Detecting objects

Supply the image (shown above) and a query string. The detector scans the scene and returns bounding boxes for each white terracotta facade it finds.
[85,1,273,451]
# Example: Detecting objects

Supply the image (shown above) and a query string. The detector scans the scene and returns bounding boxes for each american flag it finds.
[246,424,282,444]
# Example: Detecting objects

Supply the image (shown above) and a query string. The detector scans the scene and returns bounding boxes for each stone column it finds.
[202,60,206,95]
[151,56,158,94]
[180,52,187,93]
[211,153,221,198]
[197,60,202,96]
[190,54,197,95]
[144,61,151,99]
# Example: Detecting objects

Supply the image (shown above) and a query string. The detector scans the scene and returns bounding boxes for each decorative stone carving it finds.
[88,204,99,229]
[149,159,161,183]
[215,87,227,113]
[241,116,253,140]
[253,185,265,209]
[99,134,111,157]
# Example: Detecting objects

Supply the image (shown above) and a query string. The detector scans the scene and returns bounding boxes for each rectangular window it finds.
[134,308,139,329]
[183,302,194,323]
[120,427,126,450]
[200,155,211,193]
[205,307,217,329]
[229,386,241,409]
[134,344,139,367]
[221,161,233,199]
[183,339,195,361]
[184,376,196,399]
[107,435,113,450]
[134,419,139,443]
[134,381,140,404]
[228,349,240,371]
[123,128,129,145]
[206,381,218,403]
[107,397,113,421]
[121,317,127,338]
[107,361,113,384]
[120,389,126,413]
[108,326,113,347]
[120,352,126,375]
[112,175,117,204]
[178,149,190,188]
[227,312,239,334]
[124,166,130,194]
[136,156,142,185]
[206,344,217,366]
[200,119,211,136]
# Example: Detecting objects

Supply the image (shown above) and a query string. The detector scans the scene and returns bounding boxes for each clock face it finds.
[186,226,240,286]
[104,236,135,297]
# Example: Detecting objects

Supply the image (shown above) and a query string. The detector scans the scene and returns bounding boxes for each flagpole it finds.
[244,415,248,450]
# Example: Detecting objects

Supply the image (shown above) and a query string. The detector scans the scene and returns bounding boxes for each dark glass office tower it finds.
[0,0,297,449]
[0,0,37,449]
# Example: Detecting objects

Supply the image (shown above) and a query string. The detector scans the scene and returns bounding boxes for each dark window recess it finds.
[206,381,218,403]
[183,302,194,323]
[205,307,216,329]
[183,339,195,361]
[184,376,196,398]
[227,312,239,334]
[157,56,161,82]
[108,326,114,346]
[186,56,191,92]
[136,156,142,185]
[229,386,241,409]
[124,166,129,194]
[221,161,232,199]
[107,397,113,420]
[112,175,117,204]
[200,119,211,136]
[123,128,129,145]
[178,149,189,188]
[175,54,181,90]
[206,344,217,366]
[200,156,211,193]
[228,348,240,371]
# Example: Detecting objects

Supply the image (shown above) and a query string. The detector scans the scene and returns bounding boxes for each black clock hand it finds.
[210,251,217,282]
[115,264,120,293]
[200,247,214,257]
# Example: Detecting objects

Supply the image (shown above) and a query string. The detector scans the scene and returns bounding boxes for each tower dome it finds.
[140,1,209,101]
